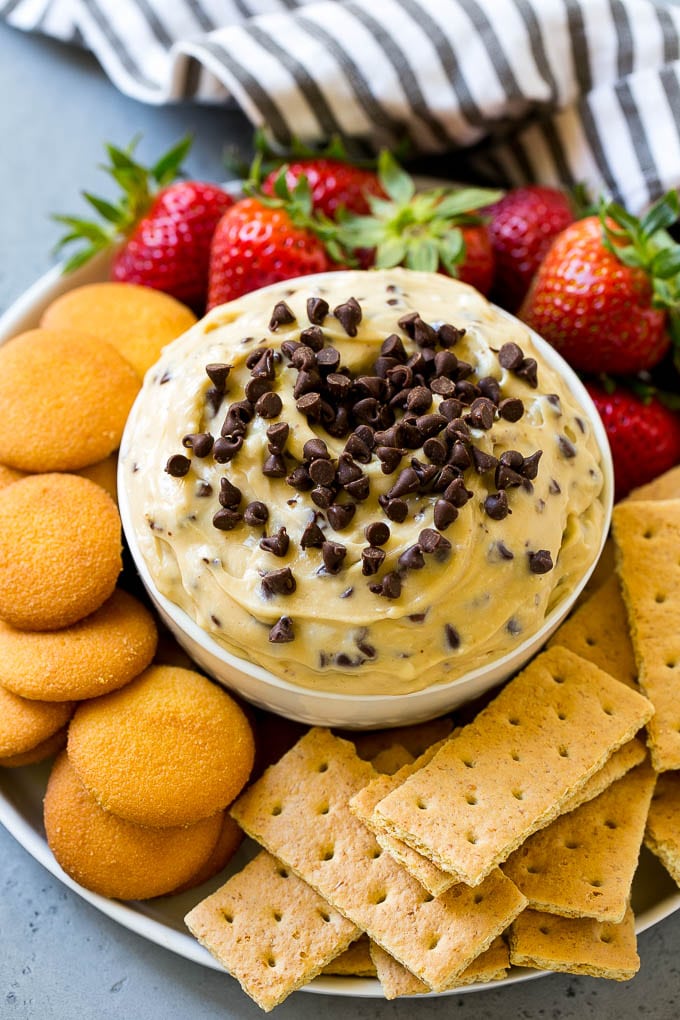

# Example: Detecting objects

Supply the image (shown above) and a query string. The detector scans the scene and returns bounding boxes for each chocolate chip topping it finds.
[307,296,329,325]
[196,481,213,498]
[419,528,451,557]
[309,458,336,487]
[303,438,330,461]
[255,391,283,418]
[333,297,362,336]
[219,477,242,508]
[213,507,242,530]
[267,422,289,452]
[381,333,408,360]
[327,502,356,531]
[165,454,191,477]
[250,348,276,379]
[443,477,473,507]
[300,518,325,548]
[269,301,296,331]
[467,397,496,430]
[343,433,372,463]
[444,623,461,649]
[433,499,458,531]
[437,323,465,348]
[269,616,294,643]
[398,544,426,571]
[286,465,313,491]
[244,501,269,526]
[316,347,341,372]
[182,433,214,458]
[498,342,525,371]
[262,566,296,596]
[516,358,538,388]
[528,549,554,574]
[244,378,271,403]
[263,452,287,478]
[381,497,408,523]
[369,571,402,599]
[205,363,231,390]
[322,540,346,574]
[521,450,543,480]
[387,467,420,500]
[484,491,510,520]
[365,521,390,546]
[260,527,290,557]
[558,435,577,458]
[498,397,524,422]
[311,485,334,509]
[361,546,385,575]
[299,325,325,351]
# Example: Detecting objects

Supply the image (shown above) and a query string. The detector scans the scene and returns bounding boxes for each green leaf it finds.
[405,238,439,273]
[434,187,504,219]
[374,236,407,268]
[377,150,415,205]
[151,134,192,186]
[651,247,680,280]
[639,190,680,240]
[82,192,123,225]
[51,215,109,243]
[437,229,465,274]
[105,140,142,172]
[602,200,639,234]
[62,242,108,273]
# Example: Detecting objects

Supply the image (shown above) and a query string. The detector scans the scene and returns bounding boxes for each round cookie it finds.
[41,282,197,377]
[0,589,157,701]
[44,753,223,900]
[0,473,122,631]
[172,813,243,893]
[68,665,255,827]
[0,685,74,757]
[0,328,140,473]
[77,452,118,503]
[0,464,25,491]
[0,724,68,768]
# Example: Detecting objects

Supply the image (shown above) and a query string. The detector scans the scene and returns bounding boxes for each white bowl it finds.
[118,282,614,730]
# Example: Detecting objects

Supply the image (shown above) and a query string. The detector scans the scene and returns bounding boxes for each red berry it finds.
[586,382,680,500]
[486,185,574,311]
[208,198,332,308]
[263,159,384,218]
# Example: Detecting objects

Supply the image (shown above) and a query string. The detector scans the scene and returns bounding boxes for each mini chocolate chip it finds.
[478,376,502,404]
[439,398,464,421]
[322,540,346,574]
[429,377,457,397]
[196,481,213,498]
[497,541,514,559]
[549,478,561,494]
[521,450,542,479]
[327,403,352,438]
[307,296,329,325]
[370,571,402,599]
[309,458,336,486]
[399,544,425,570]
[419,528,451,556]
[357,639,376,659]
[380,496,408,523]
[387,466,419,500]
[354,424,375,449]
[498,397,524,422]
[182,433,214,458]
[205,363,231,389]
[213,436,243,463]
[300,519,325,548]
[212,508,242,530]
[546,393,562,411]
[339,587,354,599]
[397,311,419,338]
[452,358,473,380]
[413,316,438,348]
[343,433,371,463]
[311,485,335,509]
[500,450,524,469]
[263,452,287,477]
[293,368,322,400]
[448,441,472,470]
[250,348,276,379]
[269,616,294,643]
[484,491,510,520]
[365,521,390,546]
[374,355,400,378]
[471,447,498,474]
[244,377,271,403]
[355,375,386,401]
[467,397,496,430]
[287,466,313,491]
[434,350,458,377]
[336,454,362,486]
[422,437,447,464]
[165,454,191,477]
[303,438,329,461]
[416,413,447,439]
[260,527,290,557]
[361,546,385,575]
[445,418,472,443]
[353,397,381,425]
[256,391,283,418]
[406,386,432,413]
[299,325,325,351]
[434,499,458,531]
[333,297,362,336]
[498,342,524,371]
[558,435,577,458]
[444,623,461,649]
[495,463,524,489]
[205,386,224,415]
[281,339,302,360]
[269,300,295,331]
[528,549,554,574]
[327,502,356,530]
[455,379,480,404]
[219,477,242,508]
[325,373,352,400]
[410,458,438,488]
[517,357,538,387]
[267,422,289,451]
[159,371,171,385]
[381,333,408,360]
[296,392,322,420]
[507,618,522,636]
[408,612,427,622]
[262,567,296,596]
[443,477,473,507]
[316,347,341,372]
[244,501,269,526]
[387,364,413,391]
[345,476,370,501]
[437,323,465,347]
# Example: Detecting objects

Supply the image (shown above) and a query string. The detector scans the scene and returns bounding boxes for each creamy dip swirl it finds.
[122,269,606,696]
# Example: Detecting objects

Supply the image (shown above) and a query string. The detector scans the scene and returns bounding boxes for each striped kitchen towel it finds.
[2,0,680,213]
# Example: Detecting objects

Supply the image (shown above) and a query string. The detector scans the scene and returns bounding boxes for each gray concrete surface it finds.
[1,17,680,1019]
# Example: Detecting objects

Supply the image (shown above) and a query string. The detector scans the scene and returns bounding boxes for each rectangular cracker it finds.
[321,935,376,977]
[373,647,654,886]
[370,936,509,999]
[644,771,680,886]
[628,464,680,502]
[508,905,639,981]
[502,763,656,922]
[350,740,456,897]
[613,499,680,770]
[230,728,527,992]
[184,850,359,1012]
[559,737,647,815]
[548,574,638,688]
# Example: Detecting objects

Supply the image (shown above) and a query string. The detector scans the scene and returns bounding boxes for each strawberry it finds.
[262,158,384,218]
[486,185,574,311]
[333,152,502,294]
[519,193,680,375]
[54,137,233,313]
[208,196,333,308]
[586,381,680,500]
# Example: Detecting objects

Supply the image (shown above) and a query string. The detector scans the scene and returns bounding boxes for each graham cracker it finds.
[559,738,647,815]
[321,935,376,977]
[370,936,509,999]
[184,850,359,1012]
[345,716,454,761]
[613,499,680,770]
[548,574,638,688]
[230,728,526,992]
[508,905,639,981]
[350,740,456,897]
[628,465,680,502]
[503,763,656,922]
[370,744,414,775]
[373,647,654,886]
[644,771,680,887]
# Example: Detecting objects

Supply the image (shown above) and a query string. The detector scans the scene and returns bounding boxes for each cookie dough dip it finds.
[121,269,607,697]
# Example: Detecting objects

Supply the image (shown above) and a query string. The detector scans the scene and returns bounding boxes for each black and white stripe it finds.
[2,0,680,212]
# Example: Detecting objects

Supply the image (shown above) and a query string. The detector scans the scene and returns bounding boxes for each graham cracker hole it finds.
[474,893,484,904]
[510,751,521,762]
[643,529,654,539]
[374,891,387,905]
[466,832,478,844]
[585,636,596,647]
[271,804,282,816]
[428,936,440,950]
[222,911,234,924]
[273,911,282,922]
[466,794,478,805]
[565,840,580,850]
[267,957,276,968]
[318,803,330,815]
[604,820,618,829]
[589,879,604,888]
[416,798,428,810]
[539,925,551,935]
[667,660,677,669]
[370,848,382,859]
[553,675,565,684]
[462,759,476,768]
[319,910,331,923]
[556,710,567,721]
[508,717,520,726]
[600,934,613,944]
[527,865,541,874]
[321,847,335,861]
[558,745,569,758]
[422,893,434,903]
[318,762,329,773]
[278,867,289,878]
[512,789,524,800]
[656,593,667,604]
[601,704,614,716]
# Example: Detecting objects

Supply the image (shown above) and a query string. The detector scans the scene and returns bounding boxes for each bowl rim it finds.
[118,270,614,708]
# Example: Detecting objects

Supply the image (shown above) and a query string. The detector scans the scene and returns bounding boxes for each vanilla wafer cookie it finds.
[373,647,653,887]
[231,728,526,992]
[613,499,680,770]
[548,574,637,688]
[644,771,680,886]
[370,937,509,999]
[508,905,639,981]
[185,850,359,1012]
[503,763,655,921]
